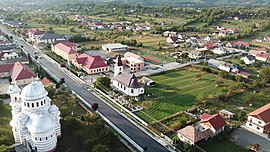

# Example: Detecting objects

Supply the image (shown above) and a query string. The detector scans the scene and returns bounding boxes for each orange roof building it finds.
[177,113,226,145]
[0,62,36,85]
[52,41,78,62]
[246,103,270,134]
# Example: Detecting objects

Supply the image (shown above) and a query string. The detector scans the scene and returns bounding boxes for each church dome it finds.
[26,112,56,133]
[7,82,21,94]
[20,80,48,101]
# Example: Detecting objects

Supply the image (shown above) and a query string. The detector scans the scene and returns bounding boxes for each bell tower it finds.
[114,55,123,77]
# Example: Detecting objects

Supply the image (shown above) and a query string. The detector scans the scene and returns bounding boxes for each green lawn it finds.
[136,68,235,122]
[200,138,247,152]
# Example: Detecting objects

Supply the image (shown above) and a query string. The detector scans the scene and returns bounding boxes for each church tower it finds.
[7,81,22,115]
[114,55,123,77]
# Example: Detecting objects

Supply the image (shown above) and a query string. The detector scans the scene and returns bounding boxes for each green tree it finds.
[260,67,270,84]
[92,144,109,152]
[0,145,11,152]
[95,77,111,89]
[69,27,75,32]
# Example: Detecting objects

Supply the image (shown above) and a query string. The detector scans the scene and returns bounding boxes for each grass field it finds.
[136,68,235,122]
[200,138,247,152]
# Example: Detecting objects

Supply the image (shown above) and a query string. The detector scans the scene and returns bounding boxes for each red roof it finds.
[265,123,270,132]
[200,113,226,131]
[75,53,108,69]
[248,103,270,123]
[169,36,178,43]
[61,41,77,47]
[0,63,14,73]
[256,53,269,59]
[249,50,262,56]
[55,42,77,54]
[227,28,237,31]
[41,77,53,86]
[237,71,251,77]
[237,41,250,46]
[10,62,36,80]
[205,41,217,49]
[28,29,45,36]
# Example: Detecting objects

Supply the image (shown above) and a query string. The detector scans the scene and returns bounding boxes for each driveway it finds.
[232,127,270,152]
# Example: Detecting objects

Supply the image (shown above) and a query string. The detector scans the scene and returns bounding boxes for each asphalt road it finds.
[0,26,169,152]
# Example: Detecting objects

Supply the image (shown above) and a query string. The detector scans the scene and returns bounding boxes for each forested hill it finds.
[110,0,270,7]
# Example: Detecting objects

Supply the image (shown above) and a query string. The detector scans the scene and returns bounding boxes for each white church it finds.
[7,78,61,152]
[112,56,144,96]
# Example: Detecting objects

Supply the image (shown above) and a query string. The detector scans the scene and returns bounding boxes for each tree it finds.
[92,144,109,152]
[260,67,270,84]
[95,77,111,88]
[69,27,75,32]
[28,54,32,64]
[60,106,70,119]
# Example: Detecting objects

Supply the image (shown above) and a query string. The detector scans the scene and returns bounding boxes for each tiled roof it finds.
[10,62,36,80]
[61,41,77,47]
[248,103,270,123]
[55,42,77,54]
[113,73,141,88]
[177,126,212,143]
[0,63,14,72]
[124,52,142,60]
[245,55,255,60]
[256,53,269,59]
[28,29,45,35]
[41,77,53,86]
[76,53,108,69]
[237,41,250,46]
[200,113,226,131]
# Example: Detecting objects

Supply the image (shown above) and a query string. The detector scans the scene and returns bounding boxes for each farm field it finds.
[136,67,236,122]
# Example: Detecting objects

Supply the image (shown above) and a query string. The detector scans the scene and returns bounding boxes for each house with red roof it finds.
[177,113,226,145]
[248,50,269,62]
[167,35,178,44]
[72,53,109,75]
[52,41,78,63]
[237,41,250,48]
[0,62,36,85]
[226,28,237,34]
[246,103,270,134]
[28,28,45,42]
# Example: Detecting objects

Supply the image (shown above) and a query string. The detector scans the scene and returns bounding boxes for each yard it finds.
[136,67,236,122]
[200,137,247,152]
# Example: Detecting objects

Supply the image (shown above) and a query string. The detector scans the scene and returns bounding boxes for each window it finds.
[36,102,39,107]
[14,97,17,101]
[124,87,126,90]
[131,89,134,93]
[40,138,42,141]
[27,103,30,107]
[24,102,26,106]
[41,101,43,106]
[258,121,261,124]
[257,127,260,130]
[46,137,48,140]
[249,123,252,126]
[44,100,46,104]
[35,137,37,141]
[51,135,53,138]
[32,103,34,108]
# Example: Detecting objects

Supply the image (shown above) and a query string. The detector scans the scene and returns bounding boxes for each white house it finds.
[7,79,61,151]
[112,56,144,96]
[211,47,228,55]
[208,59,239,73]
[188,50,203,60]
[178,113,226,145]
[241,55,255,65]
[246,103,270,134]
[102,43,128,52]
